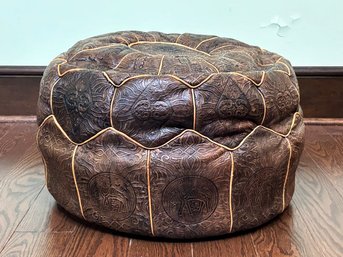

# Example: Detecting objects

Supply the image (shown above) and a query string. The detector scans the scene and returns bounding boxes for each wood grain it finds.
[0,122,37,169]
[128,239,192,257]
[15,187,79,233]
[192,233,257,257]
[1,119,343,256]
[0,122,44,252]
[0,228,131,257]
[248,205,323,257]
[1,186,130,257]
[304,125,343,197]
[292,150,343,257]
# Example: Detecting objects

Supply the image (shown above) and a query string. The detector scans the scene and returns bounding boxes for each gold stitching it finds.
[148,32,157,42]
[175,33,183,43]
[38,114,54,128]
[157,55,165,75]
[49,78,62,115]
[58,67,89,77]
[54,57,67,61]
[132,33,140,42]
[202,59,220,73]
[102,71,117,87]
[262,113,299,138]
[113,52,139,70]
[120,74,156,86]
[59,64,281,90]
[167,74,193,87]
[69,44,127,60]
[231,71,266,86]
[195,36,218,49]
[277,60,291,76]
[146,149,155,236]
[191,88,197,130]
[275,59,300,99]
[274,70,290,75]
[109,87,117,127]
[195,73,214,88]
[51,116,78,145]
[117,36,129,45]
[41,112,301,152]
[256,57,284,67]
[294,83,301,106]
[229,152,234,232]
[209,44,232,54]
[57,61,88,77]
[256,89,267,125]
[282,138,292,211]
[71,145,85,219]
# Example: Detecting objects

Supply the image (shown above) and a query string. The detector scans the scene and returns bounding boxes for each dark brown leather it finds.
[37,31,305,239]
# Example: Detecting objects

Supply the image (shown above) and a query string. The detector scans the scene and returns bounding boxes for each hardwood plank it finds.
[59,227,130,257]
[192,233,257,257]
[248,203,322,257]
[304,125,343,197]
[323,125,343,151]
[292,150,343,257]
[0,232,71,257]
[128,239,192,257]
[0,122,37,170]
[0,132,44,251]
[16,187,79,233]
[0,228,130,257]
[0,151,44,250]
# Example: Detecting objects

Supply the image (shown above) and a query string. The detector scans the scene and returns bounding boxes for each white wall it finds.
[1,0,342,66]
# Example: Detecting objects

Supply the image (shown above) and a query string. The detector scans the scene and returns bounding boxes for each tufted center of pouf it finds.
[36,31,305,239]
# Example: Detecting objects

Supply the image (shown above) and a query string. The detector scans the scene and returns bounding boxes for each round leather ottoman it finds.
[37,31,305,239]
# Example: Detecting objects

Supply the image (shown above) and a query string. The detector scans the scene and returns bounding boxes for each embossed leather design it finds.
[37,31,305,239]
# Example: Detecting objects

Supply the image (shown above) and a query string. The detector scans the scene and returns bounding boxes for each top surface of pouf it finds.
[37,31,304,239]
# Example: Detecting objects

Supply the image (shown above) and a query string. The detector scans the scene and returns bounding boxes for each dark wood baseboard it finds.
[1,66,342,117]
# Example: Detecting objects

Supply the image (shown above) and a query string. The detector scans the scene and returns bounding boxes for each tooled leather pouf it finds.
[37,31,305,239]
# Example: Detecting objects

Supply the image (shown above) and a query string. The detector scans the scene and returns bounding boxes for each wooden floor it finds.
[0,118,342,257]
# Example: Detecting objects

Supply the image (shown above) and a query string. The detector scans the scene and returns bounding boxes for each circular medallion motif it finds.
[133,99,151,120]
[216,96,250,118]
[275,91,296,113]
[152,101,170,120]
[162,176,218,224]
[88,173,136,221]
[133,99,171,121]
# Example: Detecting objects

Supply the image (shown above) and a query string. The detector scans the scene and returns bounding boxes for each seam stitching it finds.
[37,112,301,152]
[71,145,85,219]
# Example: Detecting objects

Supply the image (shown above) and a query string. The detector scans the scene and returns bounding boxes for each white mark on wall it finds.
[260,14,301,37]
